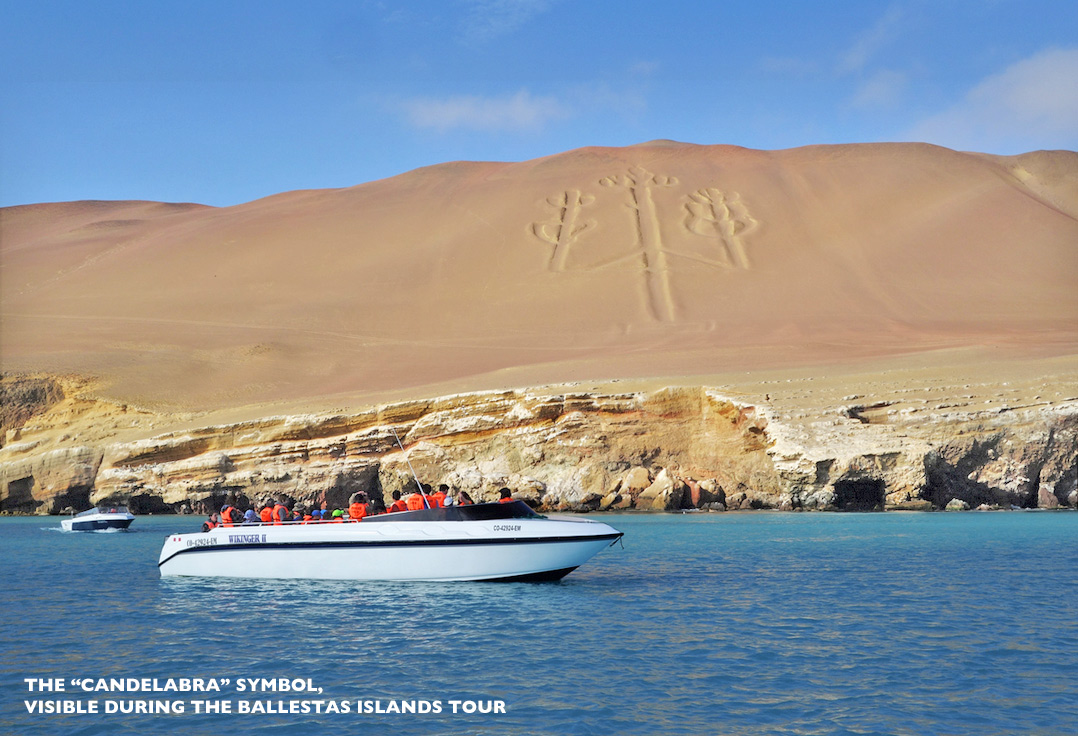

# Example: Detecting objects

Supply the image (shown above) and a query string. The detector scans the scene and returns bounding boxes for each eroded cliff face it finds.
[1,378,1075,515]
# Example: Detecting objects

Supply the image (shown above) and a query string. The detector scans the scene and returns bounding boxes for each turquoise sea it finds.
[1,511,1076,736]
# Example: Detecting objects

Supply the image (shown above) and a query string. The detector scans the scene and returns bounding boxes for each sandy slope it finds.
[1,141,1076,412]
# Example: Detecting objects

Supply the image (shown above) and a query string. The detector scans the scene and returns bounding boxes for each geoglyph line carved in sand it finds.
[683,189,758,269]
[528,172,759,323]
[599,166,680,322]
[530,189,596,272]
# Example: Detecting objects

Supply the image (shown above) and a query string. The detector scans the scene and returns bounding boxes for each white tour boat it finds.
[158,501,623,582]
[62,506,136,531]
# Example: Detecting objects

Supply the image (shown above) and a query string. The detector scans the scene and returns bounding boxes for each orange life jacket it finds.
[203,518,217,531]
[272,504,289,525]
[406,493,428,510]
[303,514,313,523]
[260,507,272,523]
[388,499,408,513]
[498,496,514,503]
[220,505,235,527]
[349,502,368,520]
[430,492,446,508]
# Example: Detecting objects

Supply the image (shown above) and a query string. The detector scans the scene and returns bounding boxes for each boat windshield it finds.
[362,500,543,523]
[75,506,130,517]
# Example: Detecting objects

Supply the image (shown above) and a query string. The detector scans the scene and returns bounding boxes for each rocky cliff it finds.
[2,375,1074,516]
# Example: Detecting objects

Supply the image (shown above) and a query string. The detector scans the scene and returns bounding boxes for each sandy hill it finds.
[2,141,1077,411]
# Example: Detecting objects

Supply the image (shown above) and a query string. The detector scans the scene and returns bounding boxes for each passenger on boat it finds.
[271,500,291,525]
[243,509,259,525]
[430,484,449,508]
[458,490,474,506]
[387,490,408,513]
[219,503,242,527]
[406,491,429,510]
[259,500,273,524]
[201,512,219,532]
[349,493,369,521]
[330,509,346,522]
[498,488,514,503]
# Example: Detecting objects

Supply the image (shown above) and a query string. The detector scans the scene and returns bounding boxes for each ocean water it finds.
[1,512,1076,736]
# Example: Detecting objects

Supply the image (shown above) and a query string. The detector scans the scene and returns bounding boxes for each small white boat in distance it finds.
[62,506,136,532]
[158,501,623,582]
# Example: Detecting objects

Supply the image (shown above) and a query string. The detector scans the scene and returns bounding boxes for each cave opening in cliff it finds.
[2,476,37,513]
[833,479,885,511]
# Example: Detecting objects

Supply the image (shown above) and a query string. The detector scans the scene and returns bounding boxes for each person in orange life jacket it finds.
[349,493,369,521]
[387,490,408,513]
[498,488,514,503]
[259,500,273,524]
[330,509,346,522]
[406,490,428,511]
[201,512,219,533]
[457,490,474,506]
[271,499,291,525]
[220,503,243,527]
[430,484,449,508]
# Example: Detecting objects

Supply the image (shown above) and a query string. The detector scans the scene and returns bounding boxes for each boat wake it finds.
[47,525,135,534]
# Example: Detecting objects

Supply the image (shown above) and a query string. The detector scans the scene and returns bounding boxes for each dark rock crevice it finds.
[833,478,886,511]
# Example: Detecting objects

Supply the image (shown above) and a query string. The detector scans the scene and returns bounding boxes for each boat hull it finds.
[159,515,622,581]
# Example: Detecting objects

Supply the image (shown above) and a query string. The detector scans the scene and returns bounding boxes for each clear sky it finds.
[1,0,1076,207]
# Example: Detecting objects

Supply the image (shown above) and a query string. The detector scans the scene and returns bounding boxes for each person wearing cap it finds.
[497,488,514,504]
[242,508,259,525]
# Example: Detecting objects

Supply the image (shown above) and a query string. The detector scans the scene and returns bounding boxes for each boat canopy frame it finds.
[361,500,543,523]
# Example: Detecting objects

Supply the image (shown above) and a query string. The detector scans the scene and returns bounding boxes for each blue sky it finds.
[1,0,1076,207]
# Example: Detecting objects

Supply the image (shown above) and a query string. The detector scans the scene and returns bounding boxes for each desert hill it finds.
[1,141,1077,515]
[3,141,1076,409]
